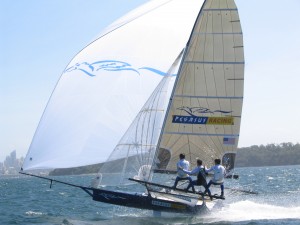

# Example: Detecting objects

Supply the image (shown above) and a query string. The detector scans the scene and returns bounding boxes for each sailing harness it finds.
[196,167,207,186]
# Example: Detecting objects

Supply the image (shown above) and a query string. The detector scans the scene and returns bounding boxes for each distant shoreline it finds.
[2,142,299,176]
[235,143,300,167]
[49,143,300,176]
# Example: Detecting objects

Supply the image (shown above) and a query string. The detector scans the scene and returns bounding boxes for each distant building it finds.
[0,162,4,174]
[1,150,24,175]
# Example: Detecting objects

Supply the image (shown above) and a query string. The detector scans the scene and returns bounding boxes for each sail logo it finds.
[172,106,234,125]
[98,193,127,200]
[64,60,174,77]
[152,200,171,208]
[172,116,234,125]
[177,106,232,116]
[172,194,192,202]
[151,200,186,209]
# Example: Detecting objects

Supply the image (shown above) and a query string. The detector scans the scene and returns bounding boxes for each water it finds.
[1,165,300,225]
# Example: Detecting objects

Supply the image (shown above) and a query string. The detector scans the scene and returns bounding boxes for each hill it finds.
[49,142,300,175]
[235,142,300,167]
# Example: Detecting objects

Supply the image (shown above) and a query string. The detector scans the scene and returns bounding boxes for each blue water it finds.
[1,165,300,225]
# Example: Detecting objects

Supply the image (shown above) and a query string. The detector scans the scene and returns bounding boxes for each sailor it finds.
[204,158,226,197]
[172,153,192,189]
[180,158,208,193]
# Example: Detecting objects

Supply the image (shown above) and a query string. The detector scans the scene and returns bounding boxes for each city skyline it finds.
[0,150,23,175]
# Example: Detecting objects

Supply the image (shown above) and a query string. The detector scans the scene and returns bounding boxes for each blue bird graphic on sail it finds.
[64,60,174,77]
[177,106,232,116]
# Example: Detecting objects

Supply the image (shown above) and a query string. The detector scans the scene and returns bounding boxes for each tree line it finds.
[235,142,300,167]
[50,142,300,175]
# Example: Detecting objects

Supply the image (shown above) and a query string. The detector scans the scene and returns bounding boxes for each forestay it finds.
[155,0,244,172]
[22,0,205,170]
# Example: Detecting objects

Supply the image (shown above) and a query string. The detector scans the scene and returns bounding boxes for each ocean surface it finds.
[1,165,300,225]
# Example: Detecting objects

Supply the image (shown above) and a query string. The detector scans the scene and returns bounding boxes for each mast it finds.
[153,0,208,169]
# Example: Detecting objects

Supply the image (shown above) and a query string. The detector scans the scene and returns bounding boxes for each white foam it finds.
[205,200,300,222]
[25,211,44,216]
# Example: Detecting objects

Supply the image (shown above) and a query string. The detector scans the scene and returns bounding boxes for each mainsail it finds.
[22,0,205,171]
[156,0,244,172]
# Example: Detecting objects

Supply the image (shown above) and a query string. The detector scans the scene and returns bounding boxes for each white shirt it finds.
[206,164,226,183]
[176,159,190,178]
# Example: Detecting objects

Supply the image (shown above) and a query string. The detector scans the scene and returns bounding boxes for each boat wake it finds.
[56,200,300,225]
[204,200,300,223]
[111,200,300,224]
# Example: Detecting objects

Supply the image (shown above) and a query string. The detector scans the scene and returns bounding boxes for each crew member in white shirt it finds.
[204,158,226,197]
[172,153,192,189]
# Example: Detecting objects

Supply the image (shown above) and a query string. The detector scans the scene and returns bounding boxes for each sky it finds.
[1,0,300,162]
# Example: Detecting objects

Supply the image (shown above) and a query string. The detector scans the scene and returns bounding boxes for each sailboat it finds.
[21,0,245,214]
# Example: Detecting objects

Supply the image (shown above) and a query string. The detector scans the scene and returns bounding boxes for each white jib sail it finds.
[22,0,205,171]
[97,52,183,186]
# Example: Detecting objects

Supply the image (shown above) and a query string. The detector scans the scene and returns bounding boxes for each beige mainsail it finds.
[156,0,244,171]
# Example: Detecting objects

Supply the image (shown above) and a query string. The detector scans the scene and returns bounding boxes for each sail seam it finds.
[173,95,243,99]
[193,32,242,35]
[116,143,157,147]
[138,109,165,113]
[164,132,239,137]
[203,8,237,11]
[200,0,212,155]
[184,61,244,64]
